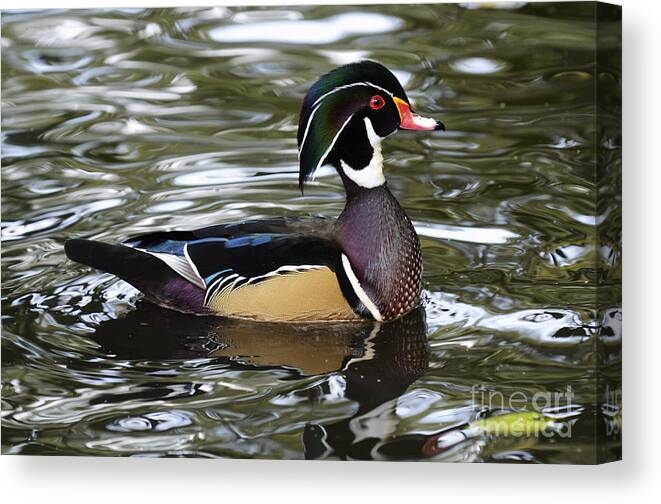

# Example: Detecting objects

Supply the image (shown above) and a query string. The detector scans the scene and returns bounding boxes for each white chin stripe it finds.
[340,117,385,189]
[341,254,383,321]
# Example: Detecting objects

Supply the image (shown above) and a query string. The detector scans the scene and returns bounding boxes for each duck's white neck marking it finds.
[340,117,385,189]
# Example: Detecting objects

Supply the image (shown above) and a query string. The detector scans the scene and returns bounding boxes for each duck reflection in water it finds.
[90,303,430,460]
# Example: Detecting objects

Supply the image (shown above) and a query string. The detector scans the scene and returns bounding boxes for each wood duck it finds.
[65,60,445,323]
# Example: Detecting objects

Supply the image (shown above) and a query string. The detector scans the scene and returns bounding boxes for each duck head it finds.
[297,60,444,192]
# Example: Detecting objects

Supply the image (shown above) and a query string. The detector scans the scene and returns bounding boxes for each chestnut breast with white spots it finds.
[380,216,422,320]
[338,185,423,321]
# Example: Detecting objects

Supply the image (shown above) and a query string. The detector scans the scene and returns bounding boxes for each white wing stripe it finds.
[135,249,206,289]
[204,273,237,305]
[247,264,323,284]
[205,273,239,306]
[183,243,204,286]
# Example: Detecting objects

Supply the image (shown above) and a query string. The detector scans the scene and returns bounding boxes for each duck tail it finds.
[64,239,208,314]
[65,239,158,281]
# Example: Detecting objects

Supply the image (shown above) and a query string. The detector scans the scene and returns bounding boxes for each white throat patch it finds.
[340,117,385,189]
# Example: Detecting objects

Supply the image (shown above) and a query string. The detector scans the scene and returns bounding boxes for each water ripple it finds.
[1,4,620,462]
[209,12,403,45]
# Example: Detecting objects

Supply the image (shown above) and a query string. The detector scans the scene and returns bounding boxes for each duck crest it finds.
[337,184,422,321]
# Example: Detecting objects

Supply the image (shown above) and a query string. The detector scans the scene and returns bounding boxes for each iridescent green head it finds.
[296,60,444,191]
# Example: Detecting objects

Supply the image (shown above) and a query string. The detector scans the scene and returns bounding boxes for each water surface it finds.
[1,3,621,462]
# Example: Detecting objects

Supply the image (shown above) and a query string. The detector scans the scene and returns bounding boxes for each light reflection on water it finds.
[1,3,620,462]
[209,12,403,44]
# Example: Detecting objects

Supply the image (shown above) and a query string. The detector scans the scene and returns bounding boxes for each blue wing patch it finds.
[204,268,232,287]
[126,238,186,256]
[188,235,274,249]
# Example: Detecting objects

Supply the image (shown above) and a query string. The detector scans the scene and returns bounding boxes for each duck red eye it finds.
[370,95,385,110]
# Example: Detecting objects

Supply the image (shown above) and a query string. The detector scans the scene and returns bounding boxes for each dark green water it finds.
[1,3,621,462]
